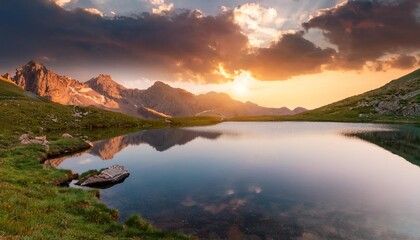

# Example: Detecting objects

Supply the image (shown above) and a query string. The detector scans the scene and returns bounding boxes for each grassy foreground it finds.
[0,78,221,239]
[0,140,192,240]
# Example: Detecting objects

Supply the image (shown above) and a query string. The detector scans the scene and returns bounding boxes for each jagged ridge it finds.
[8,61,307,119]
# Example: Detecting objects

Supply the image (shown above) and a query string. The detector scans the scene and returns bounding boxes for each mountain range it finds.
[9,61,306,119]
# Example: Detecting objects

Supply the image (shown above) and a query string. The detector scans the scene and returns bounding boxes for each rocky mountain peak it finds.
[13,60,62,95]
[149,81,171,89]
[19,60,48,74]
[27,60,45,68]
[12,61,120,108]
[147,81,193,97]
[94,74,114,83]
[86,74,126,99]
[1,73,13,82]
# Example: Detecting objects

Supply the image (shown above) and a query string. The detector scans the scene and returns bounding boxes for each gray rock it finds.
[20,134,49,145]
[62,133,73,139]
[76,165,130,188]
[84,140,94,147]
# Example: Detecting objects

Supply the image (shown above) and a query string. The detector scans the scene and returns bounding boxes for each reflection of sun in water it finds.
[232,71,253,95]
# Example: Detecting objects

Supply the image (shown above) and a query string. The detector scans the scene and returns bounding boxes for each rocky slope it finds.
[13,61,119,109]
[9,61,306,119]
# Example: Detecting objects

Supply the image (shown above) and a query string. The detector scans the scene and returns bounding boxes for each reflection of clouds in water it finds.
[225,189,235,196]
[181,197,197,207]
[181,195,247,215]
[78,158,92,165]
[203,198,247,215]
[203,203,227,214]
[248,184,262,194]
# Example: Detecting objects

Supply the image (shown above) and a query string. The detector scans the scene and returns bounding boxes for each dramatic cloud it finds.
[147,0,174,14]
[0,0,248,83]
[388,54,418,69]
[83,7,104,16]
[241,32,336,80]
[54,0,72,7]
[231,3,285,47]
[303,0,420,70]
[0,0,418,83]
[368,54,419,72]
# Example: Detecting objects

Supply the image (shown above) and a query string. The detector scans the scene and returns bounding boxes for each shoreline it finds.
[1,117,419,239]
[0,117,222,239]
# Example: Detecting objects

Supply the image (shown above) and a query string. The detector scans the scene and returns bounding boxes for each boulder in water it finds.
[76,165,130,188]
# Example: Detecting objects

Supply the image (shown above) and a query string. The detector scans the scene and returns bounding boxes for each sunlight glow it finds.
[232,71,253,95]
[214,63,233,79]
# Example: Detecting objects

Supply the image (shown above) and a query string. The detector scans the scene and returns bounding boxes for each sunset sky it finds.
[1,0,419,109]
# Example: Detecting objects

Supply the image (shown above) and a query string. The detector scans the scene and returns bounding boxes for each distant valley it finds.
[6,61,306,119]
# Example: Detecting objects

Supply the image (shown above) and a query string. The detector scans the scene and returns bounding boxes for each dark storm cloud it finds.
[1,0,418,83]
[370,54,419,72]
[388,54,419,69]
[0,0,248,83]
[303,0,420,70]
[239,32,336,80]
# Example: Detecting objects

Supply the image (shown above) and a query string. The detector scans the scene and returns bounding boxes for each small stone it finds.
[62,133,73,139]
[84,140,94,147]
[19,134,49,146]
[19,134,30,141]
[72,112,82,118]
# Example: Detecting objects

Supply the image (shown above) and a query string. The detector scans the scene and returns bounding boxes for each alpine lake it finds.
[49,122,420,240]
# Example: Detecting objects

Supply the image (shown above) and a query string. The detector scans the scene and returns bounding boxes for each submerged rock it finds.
[76,165,130,188]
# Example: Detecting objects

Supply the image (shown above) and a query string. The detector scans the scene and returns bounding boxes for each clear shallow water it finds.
[55,122,420,239]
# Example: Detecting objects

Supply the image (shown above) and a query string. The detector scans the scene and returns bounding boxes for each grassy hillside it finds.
[230,68,420,125]
[295,68,420,123]
[0,77,222,239]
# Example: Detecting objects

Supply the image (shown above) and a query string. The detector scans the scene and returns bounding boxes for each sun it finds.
[234,81,248,95]
[232,71,253,95]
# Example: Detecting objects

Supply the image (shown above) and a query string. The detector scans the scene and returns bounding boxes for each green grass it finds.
[0,78,222,239]
[0,141,191,239]
[414,94,420,103]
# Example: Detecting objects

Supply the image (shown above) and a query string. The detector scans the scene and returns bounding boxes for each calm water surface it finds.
[55,122,420,239]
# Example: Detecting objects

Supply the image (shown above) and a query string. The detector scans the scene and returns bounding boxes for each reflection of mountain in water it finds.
[348,126,420,166]
[90,128,223,160]
[45,151,88,168]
